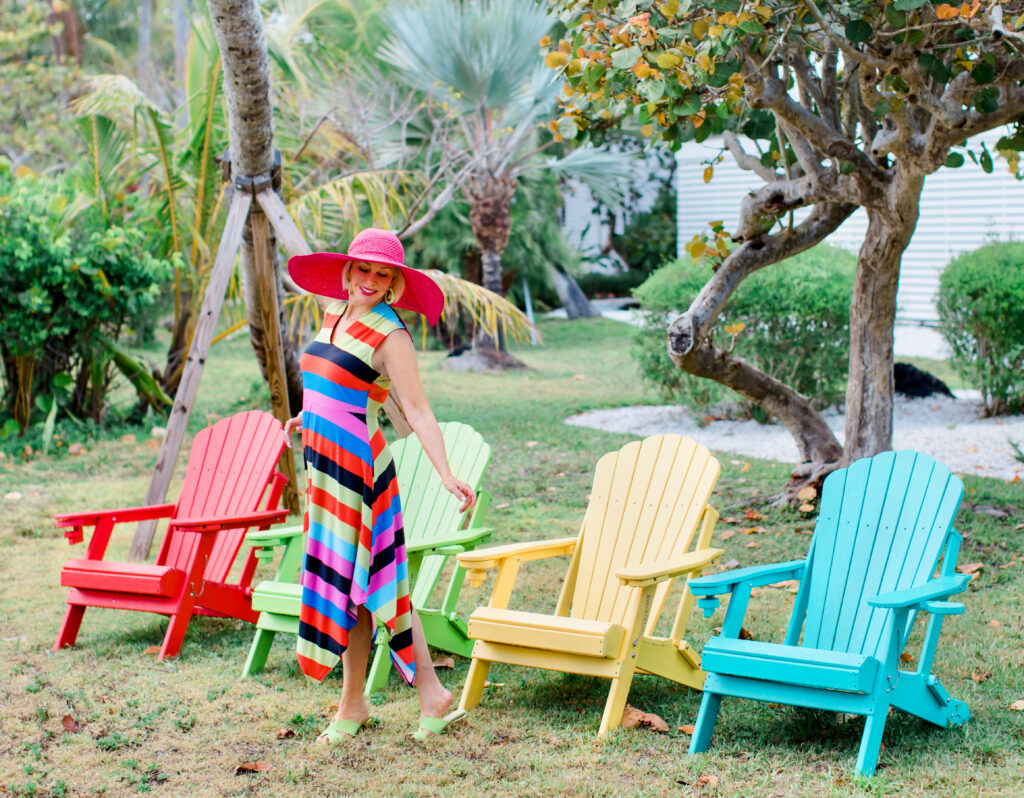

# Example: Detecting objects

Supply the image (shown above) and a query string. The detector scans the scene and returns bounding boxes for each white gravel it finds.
[567,394,1024,481]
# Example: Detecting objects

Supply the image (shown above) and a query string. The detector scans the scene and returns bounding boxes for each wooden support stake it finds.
[250,208,300,513]
[129,191,253,560]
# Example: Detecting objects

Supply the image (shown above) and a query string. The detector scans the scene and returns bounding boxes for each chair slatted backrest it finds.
[800,450,964,659]
[566,435,720,625]
[158,411,285,581]
[392,422,491,601]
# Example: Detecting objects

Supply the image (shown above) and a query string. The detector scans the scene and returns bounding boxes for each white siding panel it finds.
[675,132,1024,323]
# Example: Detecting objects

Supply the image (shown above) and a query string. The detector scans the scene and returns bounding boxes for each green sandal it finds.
[409,710,466,741]
[316,717,369,743]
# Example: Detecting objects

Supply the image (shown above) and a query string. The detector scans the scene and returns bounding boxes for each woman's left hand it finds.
[443,477,476,513]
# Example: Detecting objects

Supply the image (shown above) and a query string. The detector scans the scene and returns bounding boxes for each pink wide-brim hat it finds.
[288,228,445,326]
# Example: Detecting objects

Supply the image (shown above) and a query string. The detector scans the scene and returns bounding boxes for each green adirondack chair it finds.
[687,450,971,777]
[241,421,492,693]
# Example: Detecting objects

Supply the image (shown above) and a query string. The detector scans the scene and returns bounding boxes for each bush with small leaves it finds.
[634,244,855,419]
[938,242,1024,416]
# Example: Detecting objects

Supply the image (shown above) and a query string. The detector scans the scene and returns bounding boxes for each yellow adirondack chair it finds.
[456,434,723,735]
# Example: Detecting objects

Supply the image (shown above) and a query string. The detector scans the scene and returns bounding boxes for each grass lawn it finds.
[1,318,1021,797]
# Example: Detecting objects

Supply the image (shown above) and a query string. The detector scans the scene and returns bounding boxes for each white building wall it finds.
[675,131,1024,324]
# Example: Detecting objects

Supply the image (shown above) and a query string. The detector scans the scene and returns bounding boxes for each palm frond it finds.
[71,74,164,121]
[543,146,635,209]
[426,270,540,343]
[379,0,554,111]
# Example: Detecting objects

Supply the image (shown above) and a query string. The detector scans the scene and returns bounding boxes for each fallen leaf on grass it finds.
[696,773,720,788]
[493,503,511,509]
[432,656,455,669]
[553,472,565,478]
[745,541,760,549]
[720,517,740,525]
[794,527,812,535]
[1010,700,1024,711]
[744,526,765,535]
[796,486,817,501]
[235,761,271,775]
[900,652,914,663]
[739,462,751,473]
[61,715,83,733]
[678,723,695,735]
[525,441,539,448]
[738,627,753,640]
[798,502,815,513]
[120,434,136,445]
[144,439,160,450]
[750,588,760,597]
[719,529,736,541]
[768,580,800,591]
[743,509,763,521]
[144,646,160,655]
[971,668,993,683]
[276,728,295,739]
[572,374,586,380]
[67,443,87,456]
[3,491,22,501]
[969,504,1009,519]
[620,705,669,732]
[720,558,739,570]
[483,681,505,688]
[986,619,1001,628]
[956,562,985,580]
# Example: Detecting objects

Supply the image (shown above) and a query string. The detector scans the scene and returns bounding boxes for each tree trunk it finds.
[466,175,524,369]
[173,0,191,115]
[843,175,923,462]
[48,0,82,64]
[207,0,304,413]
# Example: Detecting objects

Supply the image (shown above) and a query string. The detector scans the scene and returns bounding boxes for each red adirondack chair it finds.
[54,410,290,659]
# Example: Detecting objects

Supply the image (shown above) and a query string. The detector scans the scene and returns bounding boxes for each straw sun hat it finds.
[288,228,444,325]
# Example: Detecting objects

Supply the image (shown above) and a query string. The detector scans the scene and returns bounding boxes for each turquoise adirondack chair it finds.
[687,450,971,776]
[242,422,492,693]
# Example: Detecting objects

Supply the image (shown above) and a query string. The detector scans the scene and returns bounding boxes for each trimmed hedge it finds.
[633,244,856,419]
[938,241,1024,416]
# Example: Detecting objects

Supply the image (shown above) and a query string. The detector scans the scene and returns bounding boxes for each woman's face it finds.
[348,261,395,306]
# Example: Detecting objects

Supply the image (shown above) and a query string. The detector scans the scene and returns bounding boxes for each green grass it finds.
[1,318,1022,797]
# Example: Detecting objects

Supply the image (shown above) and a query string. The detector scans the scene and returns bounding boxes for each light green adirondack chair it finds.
[242,422,492,693]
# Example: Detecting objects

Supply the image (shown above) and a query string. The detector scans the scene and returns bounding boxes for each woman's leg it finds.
[332,605,373,724]
[410,607,453,719]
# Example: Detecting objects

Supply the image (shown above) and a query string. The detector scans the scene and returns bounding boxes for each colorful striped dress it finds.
[295,301,415,684]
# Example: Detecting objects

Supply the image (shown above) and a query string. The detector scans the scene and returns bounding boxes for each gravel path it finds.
[567,394,1024,481]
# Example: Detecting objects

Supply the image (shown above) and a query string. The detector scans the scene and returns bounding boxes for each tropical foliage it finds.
[0,161,173,436]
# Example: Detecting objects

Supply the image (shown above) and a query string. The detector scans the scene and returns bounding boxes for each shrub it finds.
[0,161,174,434]
[938,241,1024,416]
[633,244,856,419]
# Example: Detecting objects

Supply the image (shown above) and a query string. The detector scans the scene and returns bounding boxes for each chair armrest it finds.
[688,559,807,596]
[406,527,495,557]
[245,524,304,548]
[867,575,970,609]
[55,504,177,544]
[456,536,577,570]
[171,509,289,534]
[616,548,724,588]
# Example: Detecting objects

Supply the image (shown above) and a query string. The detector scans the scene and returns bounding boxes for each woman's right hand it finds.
[283,413,303,448]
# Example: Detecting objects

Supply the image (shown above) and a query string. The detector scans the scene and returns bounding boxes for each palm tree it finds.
[379,0,630,366]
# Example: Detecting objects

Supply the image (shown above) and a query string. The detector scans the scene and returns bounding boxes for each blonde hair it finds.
[342,261,405,304]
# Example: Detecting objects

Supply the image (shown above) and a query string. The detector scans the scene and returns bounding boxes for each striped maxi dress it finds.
[295,300,415,684]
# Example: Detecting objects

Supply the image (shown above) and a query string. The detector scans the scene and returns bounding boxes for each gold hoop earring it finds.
[384,288,395,304]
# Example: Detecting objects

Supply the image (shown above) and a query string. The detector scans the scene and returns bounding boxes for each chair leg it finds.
[364,637,392,695]
[159,603,195,660]
[598,667,638,736]
[855,708,889,777]
[459,656,490,711]
[241,628,276,677]
[54,604,86,651]
[688,691,723,754]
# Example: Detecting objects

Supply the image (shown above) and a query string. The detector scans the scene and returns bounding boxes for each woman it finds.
[284,227,475,742]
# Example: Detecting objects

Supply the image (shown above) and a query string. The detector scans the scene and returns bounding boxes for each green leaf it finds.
[738,19,764,35]
[971,62,995,85]
[893,0,927,9]
[678,92,702,116]
[557,116,578,140]
[643,80,666,102]
[945,152,965,168]
[1,419,19,439]
[839,160,857,174]
[610,46,642,70]
[918,53,950,84]
[845,20,872,44]
[885,5,907,27]
[980,145,994,174]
